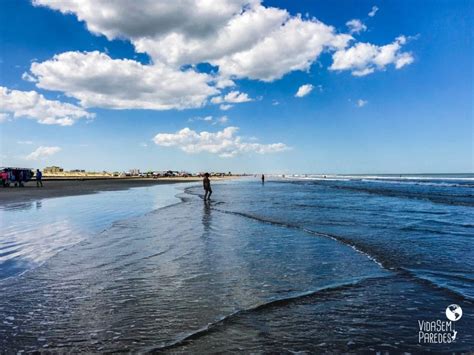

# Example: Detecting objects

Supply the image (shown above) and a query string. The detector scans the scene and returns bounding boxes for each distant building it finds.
[128,169,140,176]
[44,166,63,173]
[70,169,86,173]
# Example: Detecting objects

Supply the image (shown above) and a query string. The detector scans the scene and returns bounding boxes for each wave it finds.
[272,179,474,207]
[146,276,388,352]
[403,268,474,283]
[360,179,474,188]
[207,205,471,302]
[399,268,473,301]
[180,187,472,301]
[281,174,474,182]
[280,175,474,191]
[322,184,474,207]
[210,207,388,270]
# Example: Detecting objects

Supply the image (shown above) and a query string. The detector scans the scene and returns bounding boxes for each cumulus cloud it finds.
[26,146,61,160]
[356,99,368,107]
[213,16,352,81]
[34,1,353,83]
[28,1,414,112]
[368,6,379,17]
[134,5,289,67]
[346,19,367,34]
[329,36,414,76]
[0,86,94,126]
[295,84,314,98]
[25,51,217,110]
[211,91,253,104]
[32,0,249,40]
[153,126,289,157]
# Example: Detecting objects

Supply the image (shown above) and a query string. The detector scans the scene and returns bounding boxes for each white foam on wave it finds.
[274,174,474,187]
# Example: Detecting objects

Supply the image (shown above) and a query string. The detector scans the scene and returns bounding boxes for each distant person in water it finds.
[203,173,212,200]
[261,174,265,184]
[36,169,43,187]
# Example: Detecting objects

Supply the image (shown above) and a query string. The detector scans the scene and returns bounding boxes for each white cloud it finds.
[356,99,368,107]
[213,16,352,81]
[134,4,289,67]
[368,6,379,17]
[394,52,414,69]
[219,104,233,111]
[0,86,94,126]
[29,1,414,109]
[26,146,61,160]
[21,72,36,82]
[215,116,229,125]
[26,51,217,110]
[32,0,250,40]
[153,126,289,157]
[17,140,34,145]
[295,84,314,98]
[211,90,253,104]
[214,77,236,89]
[188,115,213,123]
[346,19,367,34]
[329,36,414,76]
[35,1,353,83]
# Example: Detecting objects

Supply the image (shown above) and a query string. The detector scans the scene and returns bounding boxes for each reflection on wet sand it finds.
[0,184,186,279]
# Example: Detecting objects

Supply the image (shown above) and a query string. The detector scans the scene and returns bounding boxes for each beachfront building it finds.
[43,166,63,174]
[128,169,140,176]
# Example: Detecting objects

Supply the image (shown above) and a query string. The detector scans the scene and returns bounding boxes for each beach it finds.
[0,177,232,205]
[2,0,471,352]
[0,175,473,352]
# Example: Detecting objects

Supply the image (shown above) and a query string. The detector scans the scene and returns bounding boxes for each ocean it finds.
[0,175,473,352]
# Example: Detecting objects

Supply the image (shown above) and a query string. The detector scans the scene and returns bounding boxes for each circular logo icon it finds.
[446,304,462,321]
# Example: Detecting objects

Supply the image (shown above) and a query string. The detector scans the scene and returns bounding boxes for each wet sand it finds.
[0,178,209,205]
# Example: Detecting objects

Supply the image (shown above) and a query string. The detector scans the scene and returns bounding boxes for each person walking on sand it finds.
[203,173,212,201]
[36,169,43,187]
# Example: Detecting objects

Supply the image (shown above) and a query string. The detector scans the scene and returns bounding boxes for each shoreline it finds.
[0,177,235,205]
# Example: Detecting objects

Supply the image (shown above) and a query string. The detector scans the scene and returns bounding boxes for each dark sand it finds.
[0,178,204,205]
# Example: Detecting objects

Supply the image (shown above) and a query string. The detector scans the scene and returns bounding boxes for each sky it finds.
[0,0,472,174]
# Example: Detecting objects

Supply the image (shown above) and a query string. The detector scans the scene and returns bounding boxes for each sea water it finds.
[0,176,472,352]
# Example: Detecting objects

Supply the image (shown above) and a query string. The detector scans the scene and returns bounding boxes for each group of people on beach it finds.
[1,168,31,187]
[1,168,43,188]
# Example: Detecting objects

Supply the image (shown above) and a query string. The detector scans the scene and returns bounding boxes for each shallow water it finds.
[0,184,183,279]
[0,177,473,352]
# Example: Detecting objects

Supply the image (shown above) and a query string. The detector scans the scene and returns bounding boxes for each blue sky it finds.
[0,0,472,174]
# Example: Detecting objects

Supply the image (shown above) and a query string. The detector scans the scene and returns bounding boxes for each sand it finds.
[0,178,209,205]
